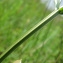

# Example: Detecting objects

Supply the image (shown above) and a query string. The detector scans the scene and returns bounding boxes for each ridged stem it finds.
[0,9,60,62]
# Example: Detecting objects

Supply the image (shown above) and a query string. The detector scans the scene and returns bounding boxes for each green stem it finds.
[0,9,59,62]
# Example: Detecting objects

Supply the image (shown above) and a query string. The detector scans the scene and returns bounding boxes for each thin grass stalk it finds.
[0,9,60,62]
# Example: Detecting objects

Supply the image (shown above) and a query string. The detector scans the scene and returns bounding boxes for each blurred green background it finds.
[0,0,63,63]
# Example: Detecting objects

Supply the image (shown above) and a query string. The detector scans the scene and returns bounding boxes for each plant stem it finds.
[0,9,59,62]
